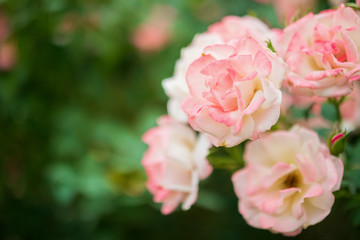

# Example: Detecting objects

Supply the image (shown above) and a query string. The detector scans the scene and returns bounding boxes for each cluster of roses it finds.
[142,4,360,236]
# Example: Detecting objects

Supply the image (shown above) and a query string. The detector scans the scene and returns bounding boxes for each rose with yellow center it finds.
[232,125,343,236]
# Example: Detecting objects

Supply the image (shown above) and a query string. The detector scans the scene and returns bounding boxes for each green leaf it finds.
[342,169,360,195]
[266,39,276,53]
[321,102,337,122]
[345,3,360,11]
[314,127,331,140]
[289,105,314,120]
[206,145,245,171]
[196,190,228,212]
[345,138,360,167]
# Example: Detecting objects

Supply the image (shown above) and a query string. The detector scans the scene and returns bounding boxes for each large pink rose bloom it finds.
[182,37,285,147]
[277,4,360,97]
[162,16,272,122]
[142,116,212,214]
[232,126,343,236]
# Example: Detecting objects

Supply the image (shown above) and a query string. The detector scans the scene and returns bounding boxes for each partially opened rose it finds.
[182,37,286,147]
[162,16,273,122]
[277,4,360,97]
[232,126,343,236]
[142,116,212,214]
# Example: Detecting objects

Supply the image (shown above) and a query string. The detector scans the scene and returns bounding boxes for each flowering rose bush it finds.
[232,126,343,236]
[142,116,212,214]
[162,16,273,122]
[276,4,360,97]
[141,1,360,237]
[182,37,285,147]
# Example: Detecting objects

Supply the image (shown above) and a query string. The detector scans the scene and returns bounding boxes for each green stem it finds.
[329,97,344,131]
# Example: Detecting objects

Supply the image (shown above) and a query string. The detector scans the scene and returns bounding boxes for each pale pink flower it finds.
[132,24,171,52]
[163,33,224,122]
[132,5,176,52]
[182,37,285,147]
[206,16,273,44]
[277,4,360,97]
[142,116,212,214]
[163,16,273,122]
[0,41,16,70]
[232,126,343,236]
[0,12,16,70]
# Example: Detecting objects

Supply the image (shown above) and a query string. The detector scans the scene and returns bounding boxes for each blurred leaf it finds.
[342,169,360,195]
[314,127,331,140]
[266,39,276,53]
[196,189,228,212]
[345,139,360,168]
[207,145,244,171]
[290,105,314,120]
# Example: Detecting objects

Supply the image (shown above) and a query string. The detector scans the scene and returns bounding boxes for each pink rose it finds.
[142,116,212,214]
[0,41,16,71]
[182,37,285,147]
[207,16,273,44]
[277,4,360,97]
[163,33,224,122]
[232,126,343,236]
[132,24,171,52]
[163,16,273,122]
[132,5,176,52]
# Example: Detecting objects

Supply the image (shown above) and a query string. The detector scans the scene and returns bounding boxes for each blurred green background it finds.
[1,0,360,239]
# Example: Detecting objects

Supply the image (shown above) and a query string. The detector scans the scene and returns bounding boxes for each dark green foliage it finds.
[207,145,245,171]
[321,102,338,122]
